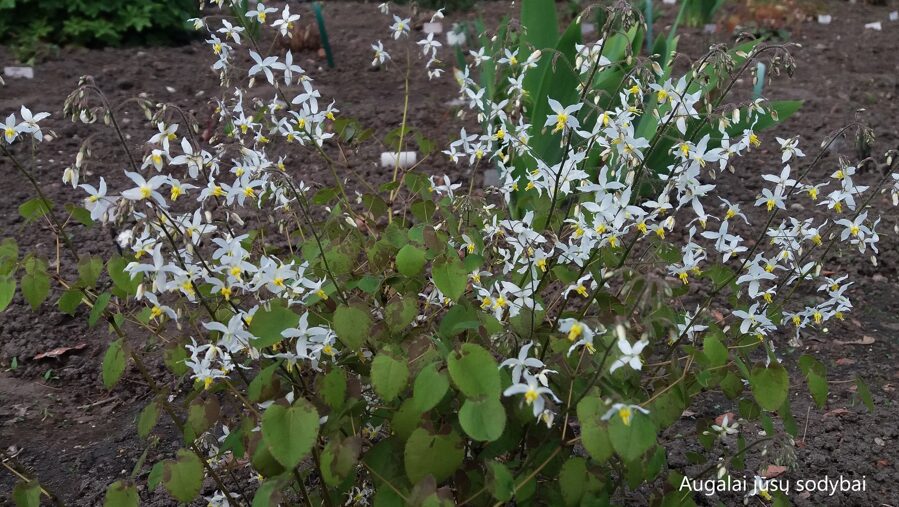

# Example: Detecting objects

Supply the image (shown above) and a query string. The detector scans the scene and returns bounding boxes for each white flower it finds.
[390,15,410,39]
[417,32,442,57]
[371,41,390,66]
[247,2,277,24]
[609,338,648,373]
[1,114,21,144]
[499,341,544,384]
[249,51,280,85]
[217,20,245,44]
[545,97,582,134]
[601,403,650,426]
[18,106,50,141]
[503,373,560,418]
[272,6,300,37]
[121,171,167,205]
[80,177,115,222]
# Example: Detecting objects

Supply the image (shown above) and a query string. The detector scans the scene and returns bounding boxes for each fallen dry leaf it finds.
[762,465,787,478]
[835,358,857,366]
[824,408,850,418]
[876,459,890,469]
[715,412,736,426]
[33,342,88,360]
[883,384,895,393]
[835,335,875,346]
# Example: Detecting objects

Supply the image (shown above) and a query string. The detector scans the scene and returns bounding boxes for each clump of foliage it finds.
[0,0,197,62]
[1,0,893,506]
[681,0,727,27]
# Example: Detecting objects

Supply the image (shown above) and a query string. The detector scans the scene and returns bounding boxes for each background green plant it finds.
[0,0,197,62]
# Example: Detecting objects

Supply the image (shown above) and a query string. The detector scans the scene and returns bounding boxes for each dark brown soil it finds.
[1,1,898,505]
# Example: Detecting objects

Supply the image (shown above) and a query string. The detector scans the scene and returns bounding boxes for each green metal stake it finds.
[312,2,335,68]
[645,0,654,54]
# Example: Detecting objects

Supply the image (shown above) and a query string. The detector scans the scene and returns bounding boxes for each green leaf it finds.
[559,457,588,506]
[252,477,285,507]
[65,203,94,227]
[102,339,127,389]
[459,398,506,442]
[137,401,160,439]
[855,377,875,412]
[749,362,789,411]
[248,361,282,403]
[703,329,727,367]
[432,256,467,301]
[57,288,82,315]
[438,304,479,338]
[249,303,300,349]
[371,352,409,402]
[12,481,40,507]
[333,305,372,351]
[384,297,417,334]
[147,462,164,490]
[396,244,426,277]
[413,362,449,413]
[261,399,319,469]
[320,436,362,486]
[577,397,613,463]
[0,238,18,275]
[798,355,828,409]
[184,396,220,444]
[447,343,501,399]
[404,428,464,484]
[163,343,188,376]
[608,409,657,462]
[20,269,49,310]
[162,450,203,502]
[0,274,14,312]
[18,197,53,222]
[103,480,139,507]
[89,291,111,327]
[487,461,515,502]
[77,256,104,288]
[319,367,347,409]
[108,255,141,295]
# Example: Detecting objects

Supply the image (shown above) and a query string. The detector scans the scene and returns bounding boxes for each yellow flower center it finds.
[170,186,183,201]
[618,406,633,426]
[567,323,583,342]
[139,185,152,199]
[553,113,568,133]
[524,388,538,404]
[575,285,589,298]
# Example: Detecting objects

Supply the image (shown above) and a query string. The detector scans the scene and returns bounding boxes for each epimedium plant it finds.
[0,0,894,505]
